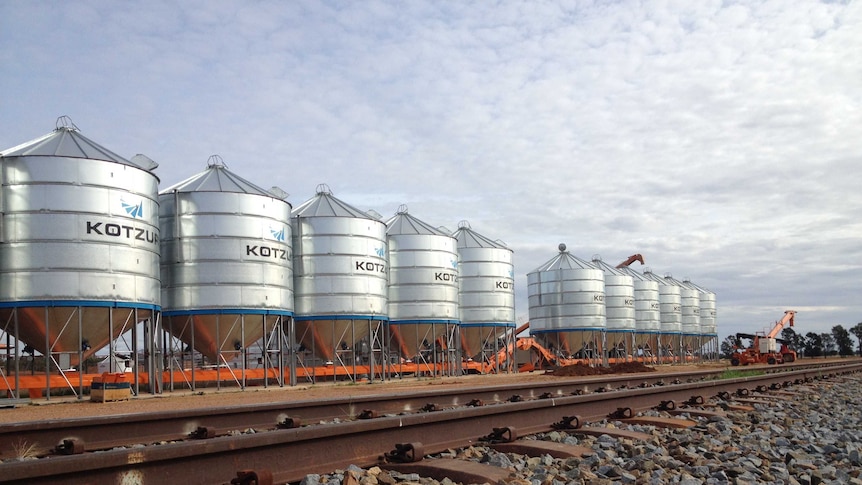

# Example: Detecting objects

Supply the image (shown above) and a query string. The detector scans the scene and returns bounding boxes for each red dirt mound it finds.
[546,361,657,377]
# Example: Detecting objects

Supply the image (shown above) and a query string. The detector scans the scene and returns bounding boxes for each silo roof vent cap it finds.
[207,154,227,168]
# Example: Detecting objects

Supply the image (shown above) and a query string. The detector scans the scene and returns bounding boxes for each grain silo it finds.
[386,206,460,376]
[159,156,293,389]
[642,269,682,362]
[664,275,700,361]
[684,278,718,360]
[291,185,388,381]
[527,244,606,364]
[452,221,515,372]
[591,256,635,361]
[0,117,160,397]
[617,265,661,362]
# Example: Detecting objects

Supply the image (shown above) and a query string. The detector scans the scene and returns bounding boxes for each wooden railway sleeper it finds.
[384,442,425,463]
[552,415,583,430]
[608,407,633,419]
[481,426,517,444]
[230,470,273,485]
[231,469,274,485]
[55,438,84,455]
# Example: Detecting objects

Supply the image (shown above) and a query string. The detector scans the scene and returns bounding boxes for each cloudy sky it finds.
[2,1,860,342]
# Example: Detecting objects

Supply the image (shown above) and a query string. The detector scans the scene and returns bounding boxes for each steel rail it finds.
[1,362,859,485]
[2,358,851,459]
[0,367,723,459]
[0,363,852,460]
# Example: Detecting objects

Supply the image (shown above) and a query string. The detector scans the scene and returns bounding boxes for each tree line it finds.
[720,322,862,359]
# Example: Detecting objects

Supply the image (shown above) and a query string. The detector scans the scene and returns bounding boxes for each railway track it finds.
[1,360,859,484]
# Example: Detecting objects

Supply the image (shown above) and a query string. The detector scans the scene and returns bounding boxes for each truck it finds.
[730,310,797,366]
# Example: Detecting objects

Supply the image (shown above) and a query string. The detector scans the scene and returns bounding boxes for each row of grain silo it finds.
[0,119,716,397]
[527,244,718,364]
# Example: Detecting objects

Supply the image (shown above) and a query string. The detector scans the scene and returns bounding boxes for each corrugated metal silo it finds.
[452,221,515,369]
[527,244,606,362]
[159,156,293,369]
[591,256,635,360]
[386,206,460,373]
[617,266,661,361]
[0,117,160,378]
[685,278,717,359]
[642,269,682,360]
[291,185,388,372]
[664,275,700,360]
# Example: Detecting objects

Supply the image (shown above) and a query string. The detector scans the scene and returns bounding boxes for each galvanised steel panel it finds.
[603,276,636,330]
[5,157,158,195]
[4,272,159,301]
[618,267,661,332]
[671,278,701,335]
[456,246,515,326]
[460,306,514,322]
[387,232,459,322]
[162,262,288,288]
[0,162,160,304]
[700,293,716,334]
[292,216,387,316]
[591,258,636,332]
[641,271,682,333]
[686,279,716,335]
[527,261,606,331]
[159,190,293,312]
[294,276,387,295]
[632,279,661,332]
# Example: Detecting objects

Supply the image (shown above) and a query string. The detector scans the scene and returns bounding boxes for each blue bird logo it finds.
[375,246,385,258]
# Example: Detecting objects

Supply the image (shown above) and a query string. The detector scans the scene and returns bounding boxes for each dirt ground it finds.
[0,362,727,424]
[546,361,658,376]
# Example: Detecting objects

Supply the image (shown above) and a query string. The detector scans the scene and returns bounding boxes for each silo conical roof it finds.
[161,155,282,197]
[452,221,509,249]
[385,205,447,236]
[0,116,157,171]
[292,183,374,218]
[590,257,627,275]
[531,244,597,272]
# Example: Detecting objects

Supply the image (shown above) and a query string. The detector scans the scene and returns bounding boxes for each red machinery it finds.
[616,254,644,268]
[730,310,797,366]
